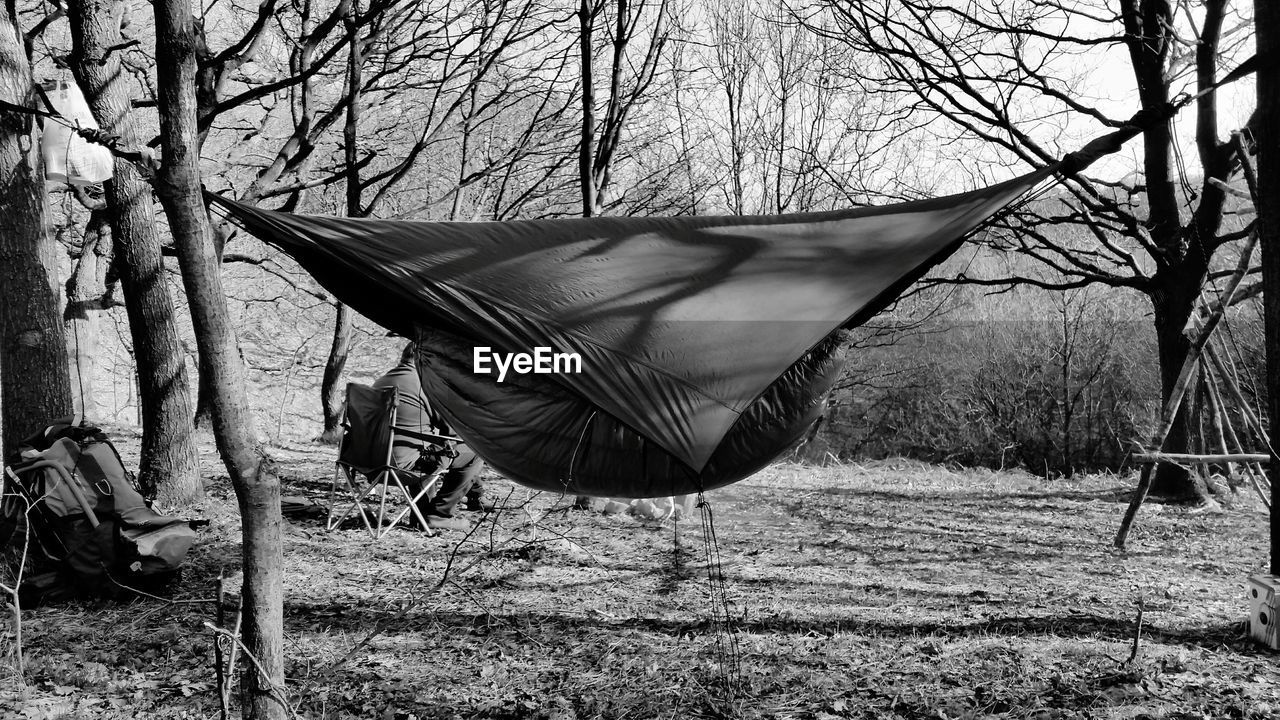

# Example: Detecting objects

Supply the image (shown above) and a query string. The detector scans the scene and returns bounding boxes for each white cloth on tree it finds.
[41,79,113,186]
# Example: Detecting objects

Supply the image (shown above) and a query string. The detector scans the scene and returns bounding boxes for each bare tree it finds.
[665,25,711,215]
[756,2,870,213]
[669,0,880,216]
[66,0,203,505]
[704,0,759,214]
[145,1,576,709]
[1,5,73,455]
[577,0,672,217]
[314,0,366,444]
[810,0,1256,500]
[153,0,285,716]
[61,206,119,419]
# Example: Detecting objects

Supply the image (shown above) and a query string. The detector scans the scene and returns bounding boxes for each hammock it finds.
[210,167,1058,498]
[211,87,1196,500]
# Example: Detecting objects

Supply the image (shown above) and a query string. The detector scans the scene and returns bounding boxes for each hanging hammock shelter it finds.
[208,115,1157,499]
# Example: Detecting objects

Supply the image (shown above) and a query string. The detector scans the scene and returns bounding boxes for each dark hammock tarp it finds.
[209,166,1055,497]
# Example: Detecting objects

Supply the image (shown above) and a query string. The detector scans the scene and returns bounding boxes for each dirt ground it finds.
[3,425,1277,720]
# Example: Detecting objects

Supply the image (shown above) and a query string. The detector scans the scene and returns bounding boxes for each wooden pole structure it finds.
[1132,452,1272,464]
[1191,374,1215,493]
[1204,338,1269,449]
[1200,360,1237,488]
[1115,233,1259,549]
[1201,345,1273,508]
[1205,357,1250,492]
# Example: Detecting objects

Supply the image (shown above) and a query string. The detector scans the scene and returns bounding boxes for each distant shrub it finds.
[805,286,1172,478]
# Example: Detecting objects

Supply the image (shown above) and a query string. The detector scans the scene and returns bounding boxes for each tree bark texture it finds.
[1123,0,1225,502]
[1255,0,1280,575]
[318,8,361,444]
[1148,266,1207,499]
[317,302,352,443]
[67,0,203,507]
[0,7,73,455]
[152,0,285,715]
[577,0,597,218]
[63,210,113,418]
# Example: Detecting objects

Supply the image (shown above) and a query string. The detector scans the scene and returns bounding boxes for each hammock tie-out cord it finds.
[561,411,598,493]
[697,492,742,699]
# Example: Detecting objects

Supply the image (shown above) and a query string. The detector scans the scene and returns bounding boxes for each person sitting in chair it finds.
[373,342,492,531]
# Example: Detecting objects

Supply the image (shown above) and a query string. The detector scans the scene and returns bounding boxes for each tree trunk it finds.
[1118,1,1207,503]
[63,209,124,419]
[152,0,284,717]
[68,0,203,506]
[1148,269,1211,502]
[573,0,597,510]
[318,304,351,443]
[0,8,73,455]
[193,376,213,428]
[577,0,597,218]
[194,227,237,429]
[64,211,110,418]
[62,294,99,419]
[1255,0,1280,575]
[318,8,361,445]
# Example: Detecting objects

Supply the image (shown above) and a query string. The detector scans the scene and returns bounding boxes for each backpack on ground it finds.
[1,418,201,604]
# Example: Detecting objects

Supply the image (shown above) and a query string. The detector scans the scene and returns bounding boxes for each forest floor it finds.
[3,424,1277,720]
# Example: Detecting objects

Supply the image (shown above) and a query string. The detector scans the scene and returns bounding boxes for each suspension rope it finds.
[564,410,597,488]
[697,492,741,701]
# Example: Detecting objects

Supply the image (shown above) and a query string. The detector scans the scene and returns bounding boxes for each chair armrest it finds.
[393,427,463,446]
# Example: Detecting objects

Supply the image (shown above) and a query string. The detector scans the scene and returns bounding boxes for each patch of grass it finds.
[4,434,1276,719]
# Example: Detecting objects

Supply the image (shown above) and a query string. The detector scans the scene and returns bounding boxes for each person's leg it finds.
[425,444,481,519]
[463,461,491,511]
[403,452,444,527]
[374,444,432,527]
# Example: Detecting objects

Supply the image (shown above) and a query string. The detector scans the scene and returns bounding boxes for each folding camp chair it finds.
[327,383,459,539]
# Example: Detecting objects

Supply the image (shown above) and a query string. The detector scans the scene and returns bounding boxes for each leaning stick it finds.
[1208,176,1252,201]
[1200,310,1273,508]
[1234,132,1261,205]
[1115,393,1196,549]
[1211,359,1274,506]
[1202,362,1240,489]
[1115,236,1259,549]
[1228,131,1275,510]
[1205,354,1272,501]
[1204,343,1271,450]
[1131,452,1272,464]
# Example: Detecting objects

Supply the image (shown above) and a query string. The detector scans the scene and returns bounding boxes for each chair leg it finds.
[353,472,387,539]
[383,470,439,538]
[327,464,377,535]
[327,464,360,531]
[373,472,394,539]
[326,463,340,530]
[330,469,442,541]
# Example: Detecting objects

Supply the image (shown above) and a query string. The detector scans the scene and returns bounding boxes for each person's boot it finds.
[571,496,599,511]
[424,514,472,531]
[464,496,496,512]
